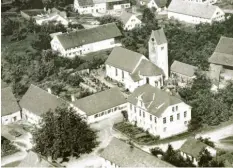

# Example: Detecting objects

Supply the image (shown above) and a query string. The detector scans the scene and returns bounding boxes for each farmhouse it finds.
[105,47,164,92]
[118,10,142,30]
[168,0,225,24]
[19,84,67,124]
[180,138,217,166]
[100,138,174,167]
[127,84,192,139]
[171,60,198,87]
[50,23,122,58]
[74,0,131,15]
[1,87,21,125]
[139,0,167,11]
[208,36,233,85]
[72,87,127,123]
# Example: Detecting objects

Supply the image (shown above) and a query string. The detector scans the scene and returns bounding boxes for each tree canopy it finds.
[33,106,99,160]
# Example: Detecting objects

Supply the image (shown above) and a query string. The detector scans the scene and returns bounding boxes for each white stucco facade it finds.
[35,15,69,26]
[128,101,191,139]
[51,36,121,58]
[106,64,163,92]
[21,108,41,124]
[123,15,142,30]
[1,111,21,125]
[73,103,128,124]
[168,7,225,24]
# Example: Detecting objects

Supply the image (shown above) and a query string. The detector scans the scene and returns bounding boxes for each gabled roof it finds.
[208,36,233,67]
[180,138,212,158]
[135,59,164,76]
[100,138,174,167]
[1,87,21,116]
[118,11,134,25]
[73,87,127,116]
[150,28,167,45]
[56,23,122,50]
[168,0,219,19]
[128,84,185,117]
[105,47,144,73]
[17,151,53,167]
[19,85,66,116]
[171,60,198,77]
[77,0,94,6]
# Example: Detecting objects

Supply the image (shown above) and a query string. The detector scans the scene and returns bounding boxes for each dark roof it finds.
[19,85,66,116]
[180,138,210,158]
[208,36,233,67]
[1,87,21,116]
[128,84,184,117]
[100,138,174,167]
[105,47,144,73]
[168,0,219,19]
[21,9,45,16]
[77,0,94,6]
[135,59,164,76]
[171,60,198,77]
[56,23,122,50]
[150,28,167,45]
[73,87,127,116]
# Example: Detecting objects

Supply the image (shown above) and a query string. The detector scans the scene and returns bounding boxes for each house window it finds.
[114,107,117,111]
[139,110,141,116]
[176,106,178,111]
[170,115,173,122]
[172,107,175,112]
[134,107,136,113]
[115,68,118,76]
[94,114,98,118]
[161,46,164,50]
[151,38,154,42]
[163,117,166,124]
[177,113,180,120]
[143,112,145,117]
[122,71,124,79]
[101,112,105,116]
[154,117,157,123]
[184,111,187,118]
[13,116,17,121]
[163,127,167,132]
[150,115,152,121]
[130,104,132,110]
[108,109,111,113]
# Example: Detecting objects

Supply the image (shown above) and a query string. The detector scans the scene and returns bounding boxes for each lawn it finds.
[114,122,159,145]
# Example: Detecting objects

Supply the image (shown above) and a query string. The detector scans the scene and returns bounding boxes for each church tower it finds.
[148,28,169,80]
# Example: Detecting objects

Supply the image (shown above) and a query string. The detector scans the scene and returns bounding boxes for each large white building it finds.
[105,47,164,92]
[50,23,122,58]
[168,0,225,24]
[1,87,21,125]
[72,87,128,123]
[127,84,192,139]
[100,138,174,167]
[118,10,142,30]
[74,0,131,15]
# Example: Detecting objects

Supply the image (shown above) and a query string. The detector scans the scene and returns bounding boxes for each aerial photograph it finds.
[1,0,233,167]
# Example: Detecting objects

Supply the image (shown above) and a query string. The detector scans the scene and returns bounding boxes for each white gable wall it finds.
[1,111,21,125]
[211,7,225,22]
[124,15,142,30]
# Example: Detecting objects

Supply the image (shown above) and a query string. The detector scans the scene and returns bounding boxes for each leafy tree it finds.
[67,74,84,87]
[33,106,99,161]
[97,15,124,31]
[32,32,51,50]
[198,148,213,167]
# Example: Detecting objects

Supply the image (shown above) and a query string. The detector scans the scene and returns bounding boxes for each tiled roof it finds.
[150,28,167,45]
[105,47,144,73]
[168,0,219,19]
[180,138,210,158]
[77,0,94,6]
[128,84,184,117]
[100,138,174,167]
[171,60,198,77]
[56,23,122,50]
[118,11,134,25]
[73,87,127,116]
[19,84,66,116]
[135,59,164,76]
[1,87,21,116]
[208,36,233,67]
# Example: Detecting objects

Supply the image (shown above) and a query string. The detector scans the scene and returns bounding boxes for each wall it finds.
[102,159,119,168]
[168,11,212,24]
[128,102,191,138]
[1,111,21,125]
[124,15,142,30]
[22,108,41,124]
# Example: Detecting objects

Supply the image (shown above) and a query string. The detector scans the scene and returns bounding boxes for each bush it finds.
[150,147,164,157]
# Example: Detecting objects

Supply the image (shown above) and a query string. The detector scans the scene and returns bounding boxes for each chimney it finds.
[71,94,76,102]
[47,88,52,94]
